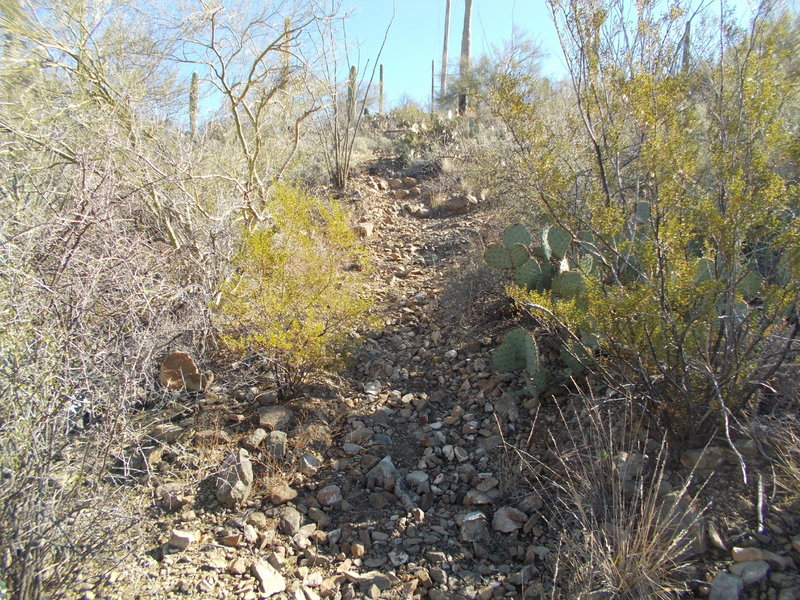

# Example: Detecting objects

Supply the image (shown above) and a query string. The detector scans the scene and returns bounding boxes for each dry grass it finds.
[509,390,703,600]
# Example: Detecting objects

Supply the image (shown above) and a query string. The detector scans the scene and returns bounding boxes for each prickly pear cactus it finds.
[552,271,585,300]
[513,259,541,289]
[492,328,533,372]
[503,224,533,248]
[485,243,528,270]
[542,225,571,262]
[737,270,761,299]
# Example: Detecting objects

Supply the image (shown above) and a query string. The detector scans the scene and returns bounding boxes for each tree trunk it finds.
[440,0,451,106]
[458,0,472,115]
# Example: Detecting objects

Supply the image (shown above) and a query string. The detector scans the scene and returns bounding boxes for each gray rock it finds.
[709,572,744,600]
[215,449,254,508]
[681,446,727,470]
[729,560,770,586]
[658,491,706,556]
[149,423,184,444]
[308,507,331,527]
[266,430,288,460]
[241,428,267,451]
[258,406,294,431]
[731,547,788,570]
[406,471,429,487]
[459,511,489,542]
[251,559,286,596]
[345,427,373,445]
[317,484,343,506]
[300,453,322,474]
[277,506,302,536]
[492,506,527,533]
[366,456,397,487]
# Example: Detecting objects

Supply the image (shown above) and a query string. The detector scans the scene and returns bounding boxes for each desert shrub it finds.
[483,1,800,440]
[214,184,374,397]
[514,394,701,599]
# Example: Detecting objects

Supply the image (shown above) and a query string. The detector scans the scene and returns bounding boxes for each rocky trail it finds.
[89,161,800,600]
[95,162,549,600]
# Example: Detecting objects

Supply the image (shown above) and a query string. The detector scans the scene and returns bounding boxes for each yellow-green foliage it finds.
[215,184,374,394]
[492,3,800,439]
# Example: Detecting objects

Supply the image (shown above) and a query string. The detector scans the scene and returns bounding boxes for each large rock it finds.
[258,406,294,431]
[729,561,770,586]
[251,559,286,596]
[266,430,288,460]
[492,506,527,533]
[215,449,254,507]
[709,572,743,600]
[459,511,489,542]
[681,446,727,470]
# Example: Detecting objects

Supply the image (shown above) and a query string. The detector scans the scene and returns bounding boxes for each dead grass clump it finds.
[513,392,702,599]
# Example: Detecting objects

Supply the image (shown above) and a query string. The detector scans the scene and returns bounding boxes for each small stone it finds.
[709,572,744,600]
[241,428,267,451]
[269,480,298,505]
[364,381,382,395]
[350,543,366,558]
[148,423,184,444]
[460,511,489,542]
[730,561,770,586]
[277,506,303,536]
[492,506,527,533]
[300,454,322,474]
[317,484,343,506]
[258,406,294,431]
[366,456,397,486]
[266,430,288,460]
[215,449,253,508]
[251,559,286,596]
[681,446,727,470]
[308,507,331,527]
[731,547,788,570]
[168,529,199,550]
[228,557,247,574]
[406,471,429,487]
[355,222,374,238]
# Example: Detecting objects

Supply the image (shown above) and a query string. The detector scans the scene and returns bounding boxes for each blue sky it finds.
[342,0,562,108]
[340,0,769,109]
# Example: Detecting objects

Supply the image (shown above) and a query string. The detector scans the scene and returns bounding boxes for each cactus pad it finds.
[542,225,571,261]
[552,271,585,300]
[493,328,538,373]
[485,243,528,269]
[737,270,761,299]
[503,224,532,248]
[694,257,715,284]
[513,259,541,289]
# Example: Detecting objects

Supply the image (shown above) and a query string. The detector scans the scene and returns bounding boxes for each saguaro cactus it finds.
[189,71,198,140]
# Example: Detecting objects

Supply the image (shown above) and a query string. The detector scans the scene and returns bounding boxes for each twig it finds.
[757,472,766,534]
[705,364,747,485]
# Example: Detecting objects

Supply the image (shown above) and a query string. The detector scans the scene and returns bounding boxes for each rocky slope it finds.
[84,161,800,600]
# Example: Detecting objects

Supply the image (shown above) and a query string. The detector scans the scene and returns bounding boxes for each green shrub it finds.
[215,184,375,397]
[484,2,800,440]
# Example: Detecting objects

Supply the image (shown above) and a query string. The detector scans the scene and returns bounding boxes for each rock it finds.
[300,454,322,475]
[345,427,373,445]
[266,430,288,460]
[193,429,232,446]
[404,203,430,218]
[613,452,644,481]
[258,406,294,431]
[355,221,375,238]
[251,559,286,596]
[731,547,788,570]
[308,507,331,527]
[659,491,706,556]
[492,506,527,533]
[241,428,267,451]
[366,456,397,487]
[255,391,278,405]
[444,194,477,214]
[459,511,489,542]
[401,176,417,188]
[730,561,770,586]
[364,381,382,395]
[709,572,744,600]
[464,489,493,505]
[215,449,254,508]
[269,480,297,505]
[681,446,727,470]
[388,178,403,190]
[227,557,247,574]
[277,506,302,536]
[159,352,209,391]
[148,423,184,444]
[350,543,366,558]
[406,471,429,487]
[168,529,199,550]
[317,484,343,506]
